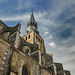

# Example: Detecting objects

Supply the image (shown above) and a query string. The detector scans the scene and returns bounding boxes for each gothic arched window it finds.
[22,66,28,75]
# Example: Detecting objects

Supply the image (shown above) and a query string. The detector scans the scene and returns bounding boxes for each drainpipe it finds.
[2,43,13,75]
[2,46,10,75]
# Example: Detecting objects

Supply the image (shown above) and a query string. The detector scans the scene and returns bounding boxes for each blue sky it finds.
[0,0,75,75]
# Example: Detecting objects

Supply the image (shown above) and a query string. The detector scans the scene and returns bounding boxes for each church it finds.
[0,11,71,75]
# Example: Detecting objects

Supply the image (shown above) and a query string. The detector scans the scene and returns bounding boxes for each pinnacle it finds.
[29,10,35,23]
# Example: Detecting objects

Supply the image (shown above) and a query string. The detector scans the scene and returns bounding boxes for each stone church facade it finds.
[0,11,71,75]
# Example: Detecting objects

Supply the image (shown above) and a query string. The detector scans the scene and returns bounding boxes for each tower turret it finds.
[27,10,39,34]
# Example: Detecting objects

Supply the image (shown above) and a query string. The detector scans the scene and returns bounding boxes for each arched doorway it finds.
[22,66,28,75]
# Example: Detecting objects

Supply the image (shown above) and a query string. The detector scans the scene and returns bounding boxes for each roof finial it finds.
[31,9,33,14]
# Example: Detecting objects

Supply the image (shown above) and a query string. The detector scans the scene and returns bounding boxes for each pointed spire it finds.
[27,10,39,34]
[29,10,35,23]
[32,9,33,14]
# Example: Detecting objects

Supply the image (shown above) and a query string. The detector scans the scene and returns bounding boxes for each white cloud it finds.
[1,11,47,21]
[16,0,33,10]
[52,45,75,75]
[24,1,33,8]
[46,35,53,40]
[44,32,49,36]
[48,0,75,23]
[1,13,30,21]
[43,27,48,31]
[16,0,22,10]
[48,42,56,48]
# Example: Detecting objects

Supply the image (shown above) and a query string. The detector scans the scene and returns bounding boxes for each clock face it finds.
[31,26,36,30]
[27,26,38,31]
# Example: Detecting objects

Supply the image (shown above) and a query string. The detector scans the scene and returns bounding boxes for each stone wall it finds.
[0,36,10,75]
[10,48,52,75]
[11,48,37,75]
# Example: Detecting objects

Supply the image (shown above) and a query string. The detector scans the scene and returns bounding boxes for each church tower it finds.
[26,10,39,34]
[22,11,46,53]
